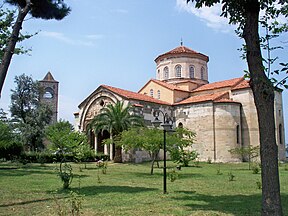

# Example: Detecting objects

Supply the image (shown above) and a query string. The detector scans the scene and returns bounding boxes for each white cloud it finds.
[85,34,105,40]
[176,0,234,33]
[40,31,98,47]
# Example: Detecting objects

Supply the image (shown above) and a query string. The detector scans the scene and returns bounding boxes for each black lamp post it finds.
[152,110,173,194]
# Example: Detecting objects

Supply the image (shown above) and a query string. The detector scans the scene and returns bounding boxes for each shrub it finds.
[228,171,235,181]
[252,163,261,174]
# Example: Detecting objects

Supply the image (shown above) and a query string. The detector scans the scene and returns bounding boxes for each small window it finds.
[175,65,182,78]
[164,67,169,79]
[100,100,105,106]
[236,125,240,144]
[157,90,160,99]
[43,87,54,99]
[279,124,283,144]
[178,122,183,128]
[201,67,205,80]
[43,91,53,99]
[189,65,195,78]
[150,89,154,97]
[157,69,160,79]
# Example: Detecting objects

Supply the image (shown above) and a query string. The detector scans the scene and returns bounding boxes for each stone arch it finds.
[79,90,119,131]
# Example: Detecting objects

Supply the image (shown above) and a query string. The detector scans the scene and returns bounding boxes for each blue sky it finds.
[0,0,287,142]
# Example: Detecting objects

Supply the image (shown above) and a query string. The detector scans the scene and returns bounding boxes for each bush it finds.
[18,151,109,164]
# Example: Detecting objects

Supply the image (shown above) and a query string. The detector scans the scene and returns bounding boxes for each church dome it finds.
[154,45,209,85]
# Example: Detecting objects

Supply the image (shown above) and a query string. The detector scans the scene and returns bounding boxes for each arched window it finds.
[201,67,205,80]
[178,122,183,128]
[175,65,182,78]
[236,125,240,144]
[43,87,54,99]
[157,90,160,99]
[157,69,160,79]
[279,124,283,144]
[164,66,169,79]
[150,89,154,97]
[189,65,195,78]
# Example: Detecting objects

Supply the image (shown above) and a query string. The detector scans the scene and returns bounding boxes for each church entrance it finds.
[97,130,113,156]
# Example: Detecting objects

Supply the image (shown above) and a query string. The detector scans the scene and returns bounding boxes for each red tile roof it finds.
[101,85,171,105]
[174,92,230,105]
[150,79,190,92]
[155,45,209,62]
[192,77,244,93]
[232,79,250,90]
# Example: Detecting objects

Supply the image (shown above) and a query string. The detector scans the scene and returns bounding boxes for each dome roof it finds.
[154,45,209,62]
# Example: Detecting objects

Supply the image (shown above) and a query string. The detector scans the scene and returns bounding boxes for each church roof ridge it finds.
[151,79,190,92]
[192,77,244,93]
[101,84,171,105]
[154,45,209,62]
[232,79,250,90]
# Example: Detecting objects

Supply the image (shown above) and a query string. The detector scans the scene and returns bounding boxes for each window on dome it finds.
[157,90,160,99]
[189,65,195,78]
[164,67,169,79]
[175,65,182,78]
[201,67,205,80]
[150,89,154,97]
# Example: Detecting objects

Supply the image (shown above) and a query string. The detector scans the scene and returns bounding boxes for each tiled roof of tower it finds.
[174,92,230,105]
[232,79,250,90]
[192,77,244,93]
[102,85,171,105]
[41,71,58,82]
[154,45,209,62]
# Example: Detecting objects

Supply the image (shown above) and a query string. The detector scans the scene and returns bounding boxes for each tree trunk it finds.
[243,1,282,215]
[0,3,31,96]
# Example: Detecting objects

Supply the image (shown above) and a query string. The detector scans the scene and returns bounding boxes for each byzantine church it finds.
[74,45,286,162]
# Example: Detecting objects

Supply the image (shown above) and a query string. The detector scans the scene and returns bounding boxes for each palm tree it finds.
[89,101,143,162]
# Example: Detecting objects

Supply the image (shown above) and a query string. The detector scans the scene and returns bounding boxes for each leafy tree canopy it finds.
[5,0,71,20]
[10,74,52,150]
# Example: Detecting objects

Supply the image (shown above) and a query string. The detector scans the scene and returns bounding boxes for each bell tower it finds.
[39,72,59,124]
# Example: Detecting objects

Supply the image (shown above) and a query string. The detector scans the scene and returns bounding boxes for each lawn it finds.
[0,161,287,216]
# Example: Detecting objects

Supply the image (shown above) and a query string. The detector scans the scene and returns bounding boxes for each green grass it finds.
[0,161,288,216]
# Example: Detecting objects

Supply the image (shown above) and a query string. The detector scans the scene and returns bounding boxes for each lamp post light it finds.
[152,109,173,194]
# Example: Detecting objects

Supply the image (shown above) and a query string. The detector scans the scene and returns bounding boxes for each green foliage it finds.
[5,0,71,20]
[46,120,92,158]
[228,171,235,181]
[89,101,144,136]
[252,163,261,174]
[256,180,262,190]
[10,74,52,150]
[58,162,73,189]
[167,127,197,167]
[229,146,260,169]
[0,7,33,62]
[168,168,179,182]
[0,120,23,160]
[89,101,144,162]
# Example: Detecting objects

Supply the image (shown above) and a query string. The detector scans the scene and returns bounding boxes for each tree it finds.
[0,7,33,63]
[10,74,52,150]
[0,120,23,160]
[229,145,260,170]
[118,127,163,174]
[186,0,287,214]
[89,101,144,162]
[46,120,93,168]
[118,127,197,174]
[0,0,70,96]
